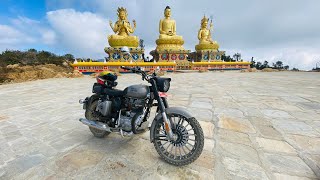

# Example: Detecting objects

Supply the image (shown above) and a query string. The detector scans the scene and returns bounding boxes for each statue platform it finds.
[191,49,226,62]
[150,49,191,70]
[104,47,144,62]
[195,43,219,51]
[155,38,185,51]
[108,38,139,48]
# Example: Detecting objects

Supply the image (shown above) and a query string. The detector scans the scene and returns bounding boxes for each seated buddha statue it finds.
[108,7,139,48]
[156,6,184,51]
[195,16,219,51]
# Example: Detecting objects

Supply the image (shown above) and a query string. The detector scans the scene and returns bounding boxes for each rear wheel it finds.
[153,113,204,166]
[85,100,110,138]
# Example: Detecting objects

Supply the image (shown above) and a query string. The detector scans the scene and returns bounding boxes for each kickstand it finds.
[120,129,124,138]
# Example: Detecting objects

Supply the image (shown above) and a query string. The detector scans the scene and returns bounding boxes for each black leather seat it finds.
[104,88,126,97]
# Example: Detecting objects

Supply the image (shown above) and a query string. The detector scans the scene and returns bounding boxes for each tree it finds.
[276,61,283,69]
[256,62,262,70]
[64,54,74,61]
[0,49,75,66]
[250,57,256,68]
[28,48,37,53]
[284,65,289,70]
[263,61,269,69]
[273,61,283,69]
[222,55,233,62]
[233,53,241,62]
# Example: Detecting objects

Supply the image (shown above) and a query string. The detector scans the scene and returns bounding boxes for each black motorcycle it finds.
[79,54,204,166]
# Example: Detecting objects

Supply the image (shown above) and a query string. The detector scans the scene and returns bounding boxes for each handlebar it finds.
[120,66,152,81]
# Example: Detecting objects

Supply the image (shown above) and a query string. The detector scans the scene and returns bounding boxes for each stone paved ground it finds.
[0,71,320,180]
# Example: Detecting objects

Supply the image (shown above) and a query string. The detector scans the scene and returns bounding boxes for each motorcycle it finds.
[78,47,204,166]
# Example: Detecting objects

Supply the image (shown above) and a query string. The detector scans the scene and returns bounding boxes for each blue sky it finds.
[0,0,320,70]
[0,0,46,23]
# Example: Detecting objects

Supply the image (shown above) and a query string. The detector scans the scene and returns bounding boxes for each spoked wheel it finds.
[153,114,204,166]
[85,100,110,138]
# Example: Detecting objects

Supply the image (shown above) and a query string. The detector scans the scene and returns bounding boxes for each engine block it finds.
[126,98,145,109]
[119,113,134,132]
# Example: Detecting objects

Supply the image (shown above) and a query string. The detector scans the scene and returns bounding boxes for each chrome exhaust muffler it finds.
[79,118,112,132]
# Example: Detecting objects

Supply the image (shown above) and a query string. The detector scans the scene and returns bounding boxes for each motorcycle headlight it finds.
[156,77,171,92]
[163,79,170,92]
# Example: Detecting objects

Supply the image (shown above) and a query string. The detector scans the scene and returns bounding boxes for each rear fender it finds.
[87,94,99,109]
[149,107,193,143]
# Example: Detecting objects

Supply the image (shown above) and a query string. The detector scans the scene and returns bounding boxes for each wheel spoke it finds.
[185,144,192,152]
[170,143,174,154]
[187,142,195,148]
[187,128,193,132]
[174,145,177,159]
[180,118,185,126]
[178,146,182,159]
[159,141,169,151]
[165,143,171,153]
[182,146,191,155]
[177,117,182,125]
[184,122,190,129]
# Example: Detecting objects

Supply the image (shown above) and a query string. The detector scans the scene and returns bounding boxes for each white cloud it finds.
[10,16,57,46]
[0,16,57,52]
[41,29,56,45]
[228,47,320,70]
[46,9,112,58]
[264,48,319,70]
[0,25,35,50]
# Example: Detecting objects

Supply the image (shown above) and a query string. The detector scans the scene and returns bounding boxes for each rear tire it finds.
[85,100,110,138]
[152,114,204,166]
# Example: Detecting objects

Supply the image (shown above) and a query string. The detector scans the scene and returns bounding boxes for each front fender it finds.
[149,107,193,143]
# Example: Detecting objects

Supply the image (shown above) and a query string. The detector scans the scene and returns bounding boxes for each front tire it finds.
[152,113,204,166]
[85,100,110,138]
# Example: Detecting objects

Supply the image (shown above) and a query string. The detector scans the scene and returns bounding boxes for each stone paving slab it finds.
[0,71,320,179]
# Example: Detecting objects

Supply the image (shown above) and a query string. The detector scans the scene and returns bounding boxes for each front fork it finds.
[151,79,174,140]
[161,111,175,140]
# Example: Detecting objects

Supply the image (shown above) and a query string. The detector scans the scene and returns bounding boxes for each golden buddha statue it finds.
[195,16,219,51]
[108,7,139,48]
[156,6,184,51]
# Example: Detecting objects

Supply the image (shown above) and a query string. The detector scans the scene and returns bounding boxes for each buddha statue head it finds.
[164,6,171,18]
[117,7,128,21]
[201,16,209,28]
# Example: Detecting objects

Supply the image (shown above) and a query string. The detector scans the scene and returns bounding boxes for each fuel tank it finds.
[124,85,149,99]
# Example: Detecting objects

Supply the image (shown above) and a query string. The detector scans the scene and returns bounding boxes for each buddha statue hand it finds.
[109,20,116,33]
[167,31,174,36]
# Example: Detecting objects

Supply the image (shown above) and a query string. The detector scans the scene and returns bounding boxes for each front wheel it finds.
[152,114,204,166]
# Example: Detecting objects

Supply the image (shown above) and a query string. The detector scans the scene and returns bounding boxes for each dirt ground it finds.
[0,64,83,84]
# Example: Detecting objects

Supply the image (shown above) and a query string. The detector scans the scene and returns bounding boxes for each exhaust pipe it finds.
[79,118,112,132]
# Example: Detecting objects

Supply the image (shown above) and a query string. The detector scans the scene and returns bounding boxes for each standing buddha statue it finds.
[195,16,219,51]
[108,7,139,48]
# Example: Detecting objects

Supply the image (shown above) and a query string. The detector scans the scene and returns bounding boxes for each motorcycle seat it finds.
[104,88,126,97]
